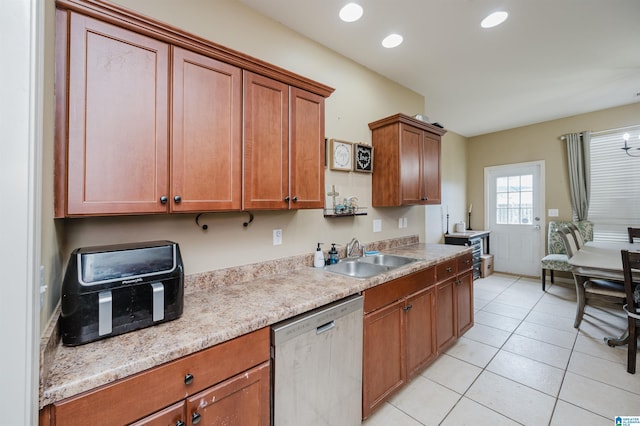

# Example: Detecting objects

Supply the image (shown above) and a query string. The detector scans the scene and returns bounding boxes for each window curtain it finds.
[564,131,591,221]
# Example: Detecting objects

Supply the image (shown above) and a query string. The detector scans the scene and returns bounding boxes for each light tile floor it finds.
[363,273,639,425]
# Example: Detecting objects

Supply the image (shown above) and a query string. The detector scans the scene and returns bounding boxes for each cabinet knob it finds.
[160,196,168,204]
[174,195,182,203]
[176,421,185,426]
[184,373,194,385]
[403,304,413,312]
[446,267,453,273]
[191,412,202,425]
[292,196,298,203]
[284,196,290,202]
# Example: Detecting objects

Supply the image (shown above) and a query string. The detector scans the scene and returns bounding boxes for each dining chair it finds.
[558,227,626,328]
[540,221,593,291]
[566,222,585,248]
[621,249,640,374]
[628,227,640,243]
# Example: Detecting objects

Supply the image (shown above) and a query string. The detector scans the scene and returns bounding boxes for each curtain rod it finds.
[560,124,640,140]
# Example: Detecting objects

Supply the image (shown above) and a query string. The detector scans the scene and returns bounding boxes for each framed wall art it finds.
[354,143,373,173]
[329,139,353,171]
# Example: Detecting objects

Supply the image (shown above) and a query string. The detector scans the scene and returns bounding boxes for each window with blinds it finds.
[588,125,640,242]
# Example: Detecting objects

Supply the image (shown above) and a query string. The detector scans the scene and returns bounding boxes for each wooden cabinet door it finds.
[171,47,242,212]
[243,71,289,210]
[421,132,441,204]
[436,278,457,352]
[289,87,325,209]
[186,361,270,426]
[66,13,169,215]
[405,286,437,379]
[362,299,405,419]
[399,124,423,205]
[130,401,185,426]
[456,271,474,336]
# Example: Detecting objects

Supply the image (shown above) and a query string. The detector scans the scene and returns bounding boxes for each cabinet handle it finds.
[446,267,453,273]
[284,196,290,202]
[160,196,168,204]
[403,304,413,312]
[191,412,201,425]
[184,373,194,385]
[176,421,185,426]
[292,196,298,202]
[174,195,182,203]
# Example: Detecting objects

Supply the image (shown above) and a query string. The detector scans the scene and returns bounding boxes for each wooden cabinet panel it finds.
[362,299,405,418]
[130,401,185,426]
[399,124,423,204]
[289,87,325,209]
[405,286,436,379]
[243,71,289,210]
[436,258,458,282]
[363,267,435,313]
[369,114,446,207]
[186,361,270,426]
[171,47,242,212]
[456,271,474,335]
[65,12,170,215]
[52,328,269,426]
[422,132,441,204]
[436,278,457,352]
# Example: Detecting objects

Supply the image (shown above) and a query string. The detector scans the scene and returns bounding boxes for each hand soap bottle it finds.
[329,244,339,264]
[314,243,325,268]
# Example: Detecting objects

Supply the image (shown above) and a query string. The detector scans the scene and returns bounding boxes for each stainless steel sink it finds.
[322,254,418,279]
[358,254,418,268]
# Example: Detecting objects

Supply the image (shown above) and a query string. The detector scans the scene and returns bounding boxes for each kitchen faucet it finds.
[346,237,365,257]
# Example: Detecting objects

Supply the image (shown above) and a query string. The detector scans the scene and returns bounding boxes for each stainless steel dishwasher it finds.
[271,294,364,426]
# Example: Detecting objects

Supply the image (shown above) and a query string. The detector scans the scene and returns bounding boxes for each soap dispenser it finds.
[314,243,325,268]
[329,244,339,264]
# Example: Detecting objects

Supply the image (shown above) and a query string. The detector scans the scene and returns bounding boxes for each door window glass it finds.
[495,174,533,225]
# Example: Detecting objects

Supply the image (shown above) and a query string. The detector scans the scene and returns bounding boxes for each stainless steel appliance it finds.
[271,294,364,425]
[61,240,184,346]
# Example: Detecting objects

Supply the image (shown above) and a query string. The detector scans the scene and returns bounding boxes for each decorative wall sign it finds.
[330,139,353,171]
[354,143,373,173]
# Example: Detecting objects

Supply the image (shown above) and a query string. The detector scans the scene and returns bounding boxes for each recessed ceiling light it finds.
[382,33,403,48]
[481,11,508,29]
[339,3,363,22]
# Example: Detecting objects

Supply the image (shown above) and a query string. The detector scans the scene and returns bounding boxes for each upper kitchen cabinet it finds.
[56,12,170,216]
[243,72,325,210]
[55,1,333,217]
[368,114,446,207]
[171,47,242,212]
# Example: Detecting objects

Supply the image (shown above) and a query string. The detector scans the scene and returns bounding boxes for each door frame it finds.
[484,160,546,276]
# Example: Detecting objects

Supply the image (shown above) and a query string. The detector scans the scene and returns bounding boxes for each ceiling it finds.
[238,0,640,137]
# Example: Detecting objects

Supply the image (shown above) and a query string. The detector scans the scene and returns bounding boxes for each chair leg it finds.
[550,269,554,283]
[542,269,546,291]
[628,318,637,374]
[573,275,587,328]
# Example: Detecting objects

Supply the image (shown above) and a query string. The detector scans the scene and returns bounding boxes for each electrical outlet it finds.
[273,229,283,245]
[402,217,408,228]
[398,218,403,229]
[373,219,382,233]
[548,209,559,217]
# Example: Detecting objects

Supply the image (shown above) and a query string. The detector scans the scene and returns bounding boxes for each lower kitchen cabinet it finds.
[41,328,270,426]
[362,268,436,419]
[362,252,473,420]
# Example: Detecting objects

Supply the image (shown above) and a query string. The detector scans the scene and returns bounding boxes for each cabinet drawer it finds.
[53,328,270,426]
[436,259,457,282]
[364,267,435,313]
[130,401,185,426]
[457,253,473,272]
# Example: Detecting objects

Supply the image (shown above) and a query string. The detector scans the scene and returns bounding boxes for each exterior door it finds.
[485,161,545,276]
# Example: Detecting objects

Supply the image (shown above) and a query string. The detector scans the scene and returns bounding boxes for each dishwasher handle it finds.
[316,320,336,335]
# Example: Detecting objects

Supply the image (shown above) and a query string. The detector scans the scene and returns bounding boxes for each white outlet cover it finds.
[398,218,403,229]
[402,217,408,228]
[373,219,382,233]
[273,229,283,245]
[548,209,559,217]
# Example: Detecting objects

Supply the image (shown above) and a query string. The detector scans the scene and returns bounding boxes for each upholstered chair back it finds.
[547,220,593,255]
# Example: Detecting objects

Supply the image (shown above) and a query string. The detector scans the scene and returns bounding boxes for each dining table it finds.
[568,241,640,346]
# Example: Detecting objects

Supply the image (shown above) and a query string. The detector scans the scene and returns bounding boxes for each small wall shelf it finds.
[323,208,367,218]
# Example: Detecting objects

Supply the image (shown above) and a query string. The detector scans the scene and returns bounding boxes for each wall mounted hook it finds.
[243,211,254,227]
[195,213,208,230]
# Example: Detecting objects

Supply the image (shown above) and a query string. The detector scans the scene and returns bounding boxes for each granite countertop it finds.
[39,241,470,408]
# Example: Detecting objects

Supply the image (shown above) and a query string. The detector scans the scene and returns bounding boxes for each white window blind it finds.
[588,125,640,242]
